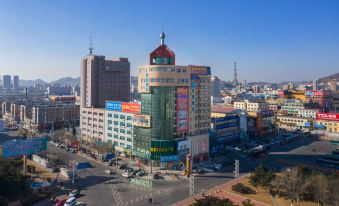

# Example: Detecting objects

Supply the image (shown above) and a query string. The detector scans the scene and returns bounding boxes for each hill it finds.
[318,72,339,83]
[51,77,80,85]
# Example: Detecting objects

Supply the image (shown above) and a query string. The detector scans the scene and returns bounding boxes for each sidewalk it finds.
[172,175,270,206]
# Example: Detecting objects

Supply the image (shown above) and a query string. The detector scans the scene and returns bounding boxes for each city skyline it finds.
[1,0,339,82]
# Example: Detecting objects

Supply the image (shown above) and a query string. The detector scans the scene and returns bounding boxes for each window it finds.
[127,130,132,135]
[127,123,132,127]
[108,113,112,117]
[120,115,125,119]
[114,121,119,125]
[114,134,119,139]
[108,120,112,124]
[120,129,125,133]
[114,114,119,118]
[114,128,119,132]
[127,116,132,120]
[120,136,125,140]
[127,137,132,142]
[120,122,126,126]
[108,127,112,131]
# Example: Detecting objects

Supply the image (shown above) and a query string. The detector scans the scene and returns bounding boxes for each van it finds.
[64,197,76,206]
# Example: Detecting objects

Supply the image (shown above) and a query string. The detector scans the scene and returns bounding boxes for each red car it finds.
[55,199,67,206]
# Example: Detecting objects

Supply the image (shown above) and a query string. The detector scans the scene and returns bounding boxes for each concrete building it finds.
[80,54,130,108]
[329,79,337,92]
[30,104,80,131]
[13,75,19,89]
[277,116,310,130]
[234,100,269,112]
[332,93,339,113]
[281,102,305,115]
[313,80,318,90]
[211,76,221,97]
[2,75,11,89]
[210,114,240,154]
[133,33,211,162]
[80,108,105,142]
[298,108,319,118]
[105,102,140,151]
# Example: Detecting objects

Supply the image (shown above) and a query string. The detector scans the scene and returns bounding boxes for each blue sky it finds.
[0,0,339,82]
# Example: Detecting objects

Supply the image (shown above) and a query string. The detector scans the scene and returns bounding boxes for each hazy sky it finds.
[0,0,339,82]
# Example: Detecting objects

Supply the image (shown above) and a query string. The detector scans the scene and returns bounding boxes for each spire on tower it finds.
[233,62,238,87]
[89,36,93,55]
[160,32,165,45]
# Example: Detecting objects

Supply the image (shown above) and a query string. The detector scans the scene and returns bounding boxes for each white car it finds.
[122,172,132,178]
[105,170,113,174]
[75,202,86,206]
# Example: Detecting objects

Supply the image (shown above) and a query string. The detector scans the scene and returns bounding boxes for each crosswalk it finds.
[109,182,165,206]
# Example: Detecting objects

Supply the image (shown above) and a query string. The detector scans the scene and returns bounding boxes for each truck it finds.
[102,153,115,162]
[76,162,91,169]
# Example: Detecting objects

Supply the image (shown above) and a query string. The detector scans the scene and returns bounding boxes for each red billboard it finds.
[316,112,339,121]
[176,87,189,133]
[121,102,140,113]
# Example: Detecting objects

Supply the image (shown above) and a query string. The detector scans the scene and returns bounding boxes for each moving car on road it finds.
[69,189,80,198]
[64,197,76,206]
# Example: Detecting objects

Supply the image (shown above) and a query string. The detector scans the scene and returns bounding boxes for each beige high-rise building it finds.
[80,54,130,108]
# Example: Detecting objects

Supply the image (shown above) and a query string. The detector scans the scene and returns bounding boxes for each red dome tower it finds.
[149,32,175,65]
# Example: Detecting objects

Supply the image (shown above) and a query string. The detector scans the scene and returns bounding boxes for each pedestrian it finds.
[148,197,152,204]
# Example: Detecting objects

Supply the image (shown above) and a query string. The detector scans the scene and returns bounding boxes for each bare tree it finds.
[310,173,330,206]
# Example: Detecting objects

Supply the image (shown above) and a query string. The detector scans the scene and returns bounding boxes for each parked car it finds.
[153,173,160,179]
[75,202,86,206]
[118,163,127,170]
[136,170,146,177]
[55,199,67,206]
[64,197,76,206]
[52,167,60,173]
[105,169,113,174]
[122,172,132,178]
[69,189,80,198]
[132,169,141,175]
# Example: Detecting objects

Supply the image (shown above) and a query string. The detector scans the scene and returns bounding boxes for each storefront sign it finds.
[176,87,189,133]
[106,101,140,113]
[316,112,339,121]
[133,115,151,127]
[160,155,178,162]
[190,66,211,75]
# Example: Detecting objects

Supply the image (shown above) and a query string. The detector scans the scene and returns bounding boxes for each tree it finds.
[272,167,306,206]
[309,173,330,206]
[190,196,235,206]
[249,163,275,192]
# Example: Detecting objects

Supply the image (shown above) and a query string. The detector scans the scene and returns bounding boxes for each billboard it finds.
[150,140,175,160]
[190,66,211,75]
[316,112,339,121]
[176,87,189,133]
[160,155,178,162]
[133,114,151,127]
[106,101,140,113]
[1,137,47,158]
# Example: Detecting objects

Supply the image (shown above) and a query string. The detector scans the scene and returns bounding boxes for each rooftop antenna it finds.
[89,36,93,55]
[160,31,165,45]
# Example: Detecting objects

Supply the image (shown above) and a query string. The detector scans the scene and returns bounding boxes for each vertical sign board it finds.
[176,87,189,133]
[1,137,48,158]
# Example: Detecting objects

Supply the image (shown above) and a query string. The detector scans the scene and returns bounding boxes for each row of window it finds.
[140,67,187,73]
[82,111,104,116]
[107,113,132,120]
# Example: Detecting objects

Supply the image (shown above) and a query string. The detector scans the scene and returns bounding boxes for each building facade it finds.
[2,75,11,89]
[13,75,19,89]
[80,108,105,142]
[80,55,130,108]
[133,33,211,162]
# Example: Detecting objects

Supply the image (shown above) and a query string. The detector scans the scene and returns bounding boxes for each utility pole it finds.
[234,159,240,179]
[189,174,195,197]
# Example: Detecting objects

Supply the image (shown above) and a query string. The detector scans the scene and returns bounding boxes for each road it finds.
[47,142,242,206]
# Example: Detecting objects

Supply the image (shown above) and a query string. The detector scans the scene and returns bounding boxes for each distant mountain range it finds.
[51,77,80,85]
[318,72,339,84]
[19,77,80,87]
[19,79,46,87]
